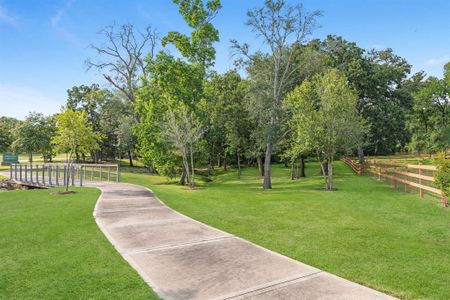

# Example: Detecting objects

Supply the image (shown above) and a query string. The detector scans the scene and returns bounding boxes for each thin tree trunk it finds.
[320,161,328,190]
[208,158,213,176]
[127,150,133,167]
[300,156,306,178]
[290,160,295,180]
[223,152,227,171]
[358,146,365,165]
[327,160,333,191]
[257,155,264,177]
[190,145,195,189]
[29,152,33,163]
[179,169,186,186]
[182,149,191,187]
[237,152,241,179]
[263,143,273,189]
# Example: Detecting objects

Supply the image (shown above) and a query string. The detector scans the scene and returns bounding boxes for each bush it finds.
[434,153,450,198]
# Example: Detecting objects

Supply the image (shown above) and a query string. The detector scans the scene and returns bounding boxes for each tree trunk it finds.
[263,143,273,189]
[300,156,306,178]
[290,161,295,180]
[257,155,264,177]
[179,169,186,186]
[182,149,191,187]
[321,161,328,175]
[190,146,195,189]
[127,150,133,167]
[237,152,241,179]
[358,146,365,164]
[327,160,333,191]
[208,158,213,176]
[319,161,328,190]
[29,152,33,163]
[223,152,227,171]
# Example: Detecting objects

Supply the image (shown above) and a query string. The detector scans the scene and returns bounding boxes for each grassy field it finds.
[121,161,450,300]
[0,188,158,299]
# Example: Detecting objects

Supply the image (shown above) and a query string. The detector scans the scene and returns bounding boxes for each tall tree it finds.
[205,71,250,177]
[232,0,321,189]
[86,24,159,104]
[408,63,450,154]
[12,113,56,163]
[316,36,411,160]
[284,69,364,190]
[0,117,19,153]
[52,109,102,191]
[136,0,221,187]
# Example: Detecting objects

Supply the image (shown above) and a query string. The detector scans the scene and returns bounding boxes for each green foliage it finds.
[11,113,56,162]
[316,35,412,155]
[163,0,221,68]
[137,1,221,184]
[408,64,450,154]
[434,154,450,198]
[284,69,364,189]
[52,109,102,160]
[0,117,19,153]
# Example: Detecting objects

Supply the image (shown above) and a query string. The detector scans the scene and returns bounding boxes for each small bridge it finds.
[7,163,120,188]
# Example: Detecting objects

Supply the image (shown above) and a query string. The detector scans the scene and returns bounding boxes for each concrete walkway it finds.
[92,182,396,300]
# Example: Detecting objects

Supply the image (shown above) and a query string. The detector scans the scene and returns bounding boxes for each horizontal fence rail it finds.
[342,157,447,206]
[9,163,120,188]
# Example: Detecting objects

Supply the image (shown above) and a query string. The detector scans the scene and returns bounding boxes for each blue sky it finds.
[0,0,449,119]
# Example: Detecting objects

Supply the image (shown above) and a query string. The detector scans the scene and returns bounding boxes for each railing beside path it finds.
[9,163,120,187]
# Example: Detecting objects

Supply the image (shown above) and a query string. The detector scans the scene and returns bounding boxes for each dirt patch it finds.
[52,190,77,195]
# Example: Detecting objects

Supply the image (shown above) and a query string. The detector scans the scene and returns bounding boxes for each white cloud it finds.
[0,84,63,119]
[0,5,16,25]
[425,55,450,66]
[50,0,76,28]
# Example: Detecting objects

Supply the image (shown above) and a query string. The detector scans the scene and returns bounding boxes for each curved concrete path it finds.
[92,182,396,300]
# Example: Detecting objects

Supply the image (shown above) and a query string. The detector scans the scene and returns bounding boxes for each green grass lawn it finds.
[0,188,158,299]
[121,161,450,300]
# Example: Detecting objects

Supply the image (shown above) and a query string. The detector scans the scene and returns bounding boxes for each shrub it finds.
[434,152,450,198]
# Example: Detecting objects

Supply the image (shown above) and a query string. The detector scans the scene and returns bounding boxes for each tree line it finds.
[0,0,448,191]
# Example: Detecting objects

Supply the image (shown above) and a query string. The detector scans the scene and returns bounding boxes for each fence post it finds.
[107,166,110,182]
[418,164,423,198]
[25,165,28,181]
[404,165,408,193]
[14,164,17,180]
[63,165,67,187]
[99,166,102,181]
[71,166,75,186]
[36,165,39,184]
[42,165,45,185]
[56,165,60,186]
[116,165,120,182]
[79,166,83,187]
[9,164,12,179]
[49,166,52,186]
[30,164,33,183]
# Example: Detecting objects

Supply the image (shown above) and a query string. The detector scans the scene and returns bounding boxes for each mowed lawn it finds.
[0,188,158,299]
[122,161,450,300]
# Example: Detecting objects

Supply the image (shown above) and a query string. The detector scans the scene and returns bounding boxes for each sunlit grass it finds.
[121,161,450,299]
[0,187,158,299]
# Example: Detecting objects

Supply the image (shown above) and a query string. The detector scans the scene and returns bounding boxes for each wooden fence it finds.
[342,157,447,206]
[342,157,364,175]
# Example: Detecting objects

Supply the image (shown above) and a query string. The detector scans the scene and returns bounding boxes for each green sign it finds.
[2,152,19,163]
